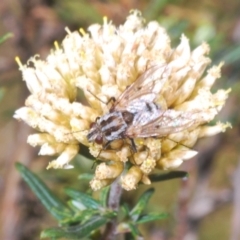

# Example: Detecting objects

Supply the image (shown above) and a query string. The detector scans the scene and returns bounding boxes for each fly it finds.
[87,64,204,152]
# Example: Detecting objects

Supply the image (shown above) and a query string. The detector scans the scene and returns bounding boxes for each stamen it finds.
[54,41,59,50]
[103,16,108,25]
[79,28,86,36]
[65,27,71,35]
[15,56,23,70]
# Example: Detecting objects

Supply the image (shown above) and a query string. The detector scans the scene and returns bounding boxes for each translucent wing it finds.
[125,109,205,138]
[112,64,171,111]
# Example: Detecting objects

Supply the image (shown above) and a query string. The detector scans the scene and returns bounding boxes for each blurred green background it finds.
[0,0,239,239]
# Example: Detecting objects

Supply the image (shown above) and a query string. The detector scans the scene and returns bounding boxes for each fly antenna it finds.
[86,88,116,106]
[64,129,88,136]
[87,88,107,104]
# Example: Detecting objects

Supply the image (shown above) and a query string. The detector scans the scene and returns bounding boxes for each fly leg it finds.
[87,89,116,107]
[129,138,137,153]
[107,97,116,105]
[103,140,112,150]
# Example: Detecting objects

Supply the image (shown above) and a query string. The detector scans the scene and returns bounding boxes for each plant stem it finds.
[101,178,122,240]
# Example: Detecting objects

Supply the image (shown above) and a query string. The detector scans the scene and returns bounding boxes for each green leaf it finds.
[149,171,188,182]
[65,188,101,210]
[136,213,168,224]
[16,162,72,220]
[68,199,87,211]
[0,33,13,44]
[60,209,99,225]
[129,188,154,221]
[99,186,110,207]
[41,215,109,239]
[78,173,94,181]
[121,203,130,216]
[127,223,143,239]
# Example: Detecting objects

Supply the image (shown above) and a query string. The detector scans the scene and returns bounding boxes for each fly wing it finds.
[112,64,171,111]
[125,109,205,138]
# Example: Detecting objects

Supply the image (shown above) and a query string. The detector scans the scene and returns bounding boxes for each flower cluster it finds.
[14,10,230,191]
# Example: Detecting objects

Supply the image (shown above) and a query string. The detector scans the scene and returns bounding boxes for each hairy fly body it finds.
[87,64,170,150]
[87,110,134,147]
[87,64,204,151]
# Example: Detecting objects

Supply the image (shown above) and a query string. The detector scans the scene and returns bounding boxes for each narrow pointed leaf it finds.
[136,213,168,224]
[149,171,188,182]
[60,209,99,225]
[99,186,109,207]
[65,188,101,209]
[41,215,109,239]
[16,162,72,220]
[78,173,94,180]
[68,199,87,211]
[130,188,154,221]
[127,223,143,239]
[121,203,130,216]
[0,33,13,44]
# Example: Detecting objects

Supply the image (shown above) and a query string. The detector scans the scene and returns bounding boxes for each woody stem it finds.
[101,178,122,240]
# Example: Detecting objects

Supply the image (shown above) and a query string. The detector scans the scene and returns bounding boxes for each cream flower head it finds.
[14,10,231,191]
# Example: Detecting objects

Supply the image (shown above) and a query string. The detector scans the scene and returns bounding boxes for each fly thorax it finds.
[99,111,133,141]
[132,101,161,126]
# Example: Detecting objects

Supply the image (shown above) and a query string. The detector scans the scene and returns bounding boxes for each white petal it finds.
[47,144,79,169]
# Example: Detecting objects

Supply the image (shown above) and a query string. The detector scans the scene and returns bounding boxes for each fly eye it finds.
[90,117,100,128]
[95,136,103,144]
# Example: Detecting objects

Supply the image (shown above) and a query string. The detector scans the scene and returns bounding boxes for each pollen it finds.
[15,56,23,69]
[54,41,59,50]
